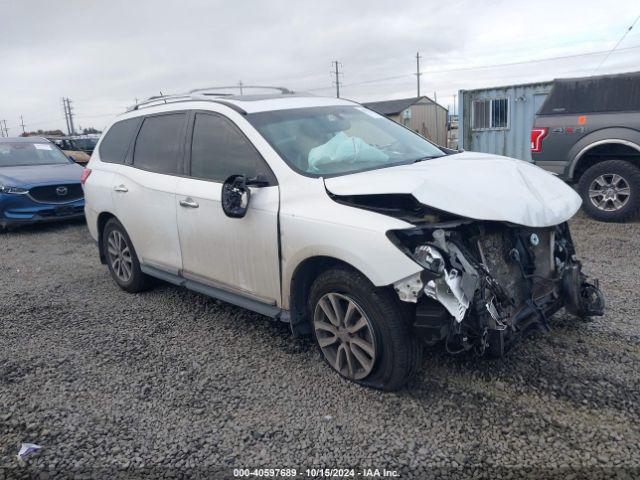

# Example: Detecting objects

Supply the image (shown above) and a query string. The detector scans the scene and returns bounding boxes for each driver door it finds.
[175,111,281,305]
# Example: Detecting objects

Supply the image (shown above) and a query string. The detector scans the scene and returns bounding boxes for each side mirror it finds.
[222,175,251,218]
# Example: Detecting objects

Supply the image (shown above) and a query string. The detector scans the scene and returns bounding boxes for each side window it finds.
[472,99,509,130]
[133,113,186,174]
[99,118,141,164]
[190,113,272,182]
[472,100,490,130]
[491,98,509,128]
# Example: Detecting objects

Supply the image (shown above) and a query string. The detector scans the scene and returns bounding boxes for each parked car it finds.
[0,137,85,229]
[69,135,100,155]
[46,136,95,164]
[532,71,640,222]
[83,89,604,390]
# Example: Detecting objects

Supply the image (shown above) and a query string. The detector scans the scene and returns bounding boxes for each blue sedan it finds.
[0,137,85,229]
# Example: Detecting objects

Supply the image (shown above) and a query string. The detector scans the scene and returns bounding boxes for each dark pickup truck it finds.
[532,71,640,222]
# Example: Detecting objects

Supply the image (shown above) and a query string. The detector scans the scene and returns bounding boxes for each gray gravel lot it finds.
[1,213,639,479]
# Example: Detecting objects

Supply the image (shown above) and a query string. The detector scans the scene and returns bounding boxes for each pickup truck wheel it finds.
[103,218,153,293]
[309,267,421,391]
[578,160,640,222]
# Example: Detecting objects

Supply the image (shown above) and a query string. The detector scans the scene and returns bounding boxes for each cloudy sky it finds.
[1,0,638,133]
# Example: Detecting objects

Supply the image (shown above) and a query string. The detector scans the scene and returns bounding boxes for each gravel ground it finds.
[0,213,639,480]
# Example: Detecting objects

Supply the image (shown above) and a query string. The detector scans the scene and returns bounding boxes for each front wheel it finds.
[308,267,421,391]
[577,160,640,222]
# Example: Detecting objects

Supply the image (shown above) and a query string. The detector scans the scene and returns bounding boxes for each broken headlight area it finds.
[388,221,604,356]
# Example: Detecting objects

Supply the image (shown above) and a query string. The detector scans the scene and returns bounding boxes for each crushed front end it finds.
[388,221,604,356]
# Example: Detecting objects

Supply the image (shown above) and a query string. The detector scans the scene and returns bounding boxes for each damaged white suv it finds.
[83,88,604,390]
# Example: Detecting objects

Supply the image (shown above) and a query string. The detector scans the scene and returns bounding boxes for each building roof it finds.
[363,96,444,115]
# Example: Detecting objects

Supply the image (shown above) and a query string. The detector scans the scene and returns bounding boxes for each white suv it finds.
[83,88,604,390]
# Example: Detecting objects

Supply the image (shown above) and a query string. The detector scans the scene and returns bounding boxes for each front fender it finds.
[280,221,422,310]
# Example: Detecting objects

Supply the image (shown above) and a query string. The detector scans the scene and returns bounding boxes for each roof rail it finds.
[127,85,294,112]
[190,85,293,95]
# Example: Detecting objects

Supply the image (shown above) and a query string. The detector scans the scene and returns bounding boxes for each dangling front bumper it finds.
[390,221,604,354]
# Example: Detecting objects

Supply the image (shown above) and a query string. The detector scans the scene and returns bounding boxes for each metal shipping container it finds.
[459,81,553,161]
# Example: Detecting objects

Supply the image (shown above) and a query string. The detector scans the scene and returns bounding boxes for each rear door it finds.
[175,111,281,304]
[111,112,188,275]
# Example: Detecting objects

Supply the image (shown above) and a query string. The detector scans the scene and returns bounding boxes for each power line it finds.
[419,44,640,75]
[12,40,640,132]
[592,14,640,74]
[307,44,640,92]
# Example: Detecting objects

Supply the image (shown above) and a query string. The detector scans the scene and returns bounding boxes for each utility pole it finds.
[2,120,8,137]
[62,98,71,134]
[331,61,342,98]
[415,52,422,97]
[66,98,76,135]
[238,81,244,95]
[20,115,26,135]
[434,92,438,144]
[62,98,76,135]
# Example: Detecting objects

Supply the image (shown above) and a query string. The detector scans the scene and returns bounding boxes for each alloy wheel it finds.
[106,230,133,282]
[588,174,631,211]
[313,292,377,380]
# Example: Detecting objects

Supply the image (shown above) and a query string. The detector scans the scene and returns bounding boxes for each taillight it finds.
[80,168,92,185]
[530,128,548,153]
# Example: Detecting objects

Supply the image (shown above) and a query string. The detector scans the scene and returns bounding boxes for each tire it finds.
[102,218,153,293]
[308,267,422,391]
[577,160,640,222]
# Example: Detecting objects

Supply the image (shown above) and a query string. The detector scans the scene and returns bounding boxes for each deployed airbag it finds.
[308,132,389,173]
[324,152,582,227]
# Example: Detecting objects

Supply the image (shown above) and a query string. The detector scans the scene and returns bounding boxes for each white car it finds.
[82,88,604,390]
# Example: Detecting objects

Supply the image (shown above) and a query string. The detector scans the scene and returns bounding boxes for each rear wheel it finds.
[308,267,421,391]
[578,160,640,222]
[102,218,153,292]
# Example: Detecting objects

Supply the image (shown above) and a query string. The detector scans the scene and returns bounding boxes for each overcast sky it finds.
[1,0,638,134]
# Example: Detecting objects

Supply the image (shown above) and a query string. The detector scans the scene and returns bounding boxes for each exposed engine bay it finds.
[325,178,605,356]
[386,219,604,356]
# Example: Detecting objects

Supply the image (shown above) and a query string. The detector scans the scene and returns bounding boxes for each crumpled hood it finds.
[324,151,582,227]
[0,163,83,187]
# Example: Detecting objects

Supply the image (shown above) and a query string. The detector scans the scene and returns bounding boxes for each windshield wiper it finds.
[413,155,439,163]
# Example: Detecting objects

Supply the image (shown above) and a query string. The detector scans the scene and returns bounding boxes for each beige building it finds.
[363,96,449,146]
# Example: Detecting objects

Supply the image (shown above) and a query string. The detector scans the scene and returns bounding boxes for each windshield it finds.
[0,142,72,167]
[247,105,445,176]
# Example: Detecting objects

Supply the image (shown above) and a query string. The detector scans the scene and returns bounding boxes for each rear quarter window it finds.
[99,118,141,164]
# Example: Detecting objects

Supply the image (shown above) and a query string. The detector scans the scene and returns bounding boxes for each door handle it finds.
[179,197,199,208]
[113,185,128,193]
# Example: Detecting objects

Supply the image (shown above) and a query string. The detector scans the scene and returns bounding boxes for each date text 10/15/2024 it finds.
[233,468,400,477]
